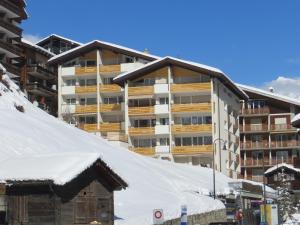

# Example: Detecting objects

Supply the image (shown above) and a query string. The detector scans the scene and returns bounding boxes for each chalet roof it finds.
[237,83,300,107]
[36,33,83,47]
[114,56,248,100]
[47,40,160,65]
[0,153,127,189]
[264,163,300,176]
[21,39,55,58]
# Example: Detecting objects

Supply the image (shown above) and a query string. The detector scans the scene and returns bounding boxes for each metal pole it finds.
[213,142,216,199]
[262,152,267,224]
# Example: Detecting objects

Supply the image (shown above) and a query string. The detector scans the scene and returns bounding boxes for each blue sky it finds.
[23,0,300,88]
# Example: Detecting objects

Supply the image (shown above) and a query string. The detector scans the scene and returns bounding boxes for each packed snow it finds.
[0,73,259,224]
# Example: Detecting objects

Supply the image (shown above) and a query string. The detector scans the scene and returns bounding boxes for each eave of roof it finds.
[36,34,83,47]
[237,83,300,107]
[21,39,55,58]
[114,56,248,100]
[47,40,160,65]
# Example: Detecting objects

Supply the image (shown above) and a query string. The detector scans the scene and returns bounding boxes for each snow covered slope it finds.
[0,74,231,224]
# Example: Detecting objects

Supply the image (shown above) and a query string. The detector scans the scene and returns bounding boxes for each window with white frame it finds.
[175,136,212,146]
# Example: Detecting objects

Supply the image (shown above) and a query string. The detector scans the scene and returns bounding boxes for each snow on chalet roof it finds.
[237,83,300,107]
[265,163,300,175]
[114,56,248,100]
[36,33,83,47]
[47,40,160,65]
[22,38,55,57]
[0,70,233,225]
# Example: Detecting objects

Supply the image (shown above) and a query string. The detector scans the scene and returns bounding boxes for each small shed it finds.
[0,153,127,225]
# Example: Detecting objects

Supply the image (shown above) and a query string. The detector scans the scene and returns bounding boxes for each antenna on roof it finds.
[269,87,274,93]
[143,48,149,54]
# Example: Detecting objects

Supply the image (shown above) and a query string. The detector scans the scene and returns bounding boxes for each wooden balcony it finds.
[172,124,212,134]
[241,124,268,133]
[75,85,97,94]
[240,141,269,150]
[171,103,211,113]
[240,107,270,116]
[99,65,121,73]
[100,84,121,93]
[128,86,154,96]
[271,140,300,148]
[128,106,154,116]
[75,105,97,114]
[128,127,155,136]
[241,157,294,167]
[130,147,155,156]
[172,145,213,155]
[171,82,211,93]
[75,66,97,75]
[78,123,121,132]
[106,132,128,143]
[270,124,296,133]
[100,104,121,112]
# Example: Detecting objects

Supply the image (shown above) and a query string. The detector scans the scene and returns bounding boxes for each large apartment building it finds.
[0,0,27,81]
[49,40,247,177]
[238,84,300,182]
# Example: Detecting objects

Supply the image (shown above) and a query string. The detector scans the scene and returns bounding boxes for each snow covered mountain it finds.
[0,73,233,225]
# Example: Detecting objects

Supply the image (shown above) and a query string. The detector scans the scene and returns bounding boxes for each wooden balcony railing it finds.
[240,107,270,115]
[130,147,156,156]
[241,157,293,167]
[270,124,296,132]
[100,104,121,112]
[100,84,121,93]
[128,86,154,96]
[172,124,212,134]
[78,122,121,132]
[99,65,121,73]
[128,106,155,116]
[271,140,300,148]
[171,103,211,113]
[242,124,268,132]
[75,66,97,75]
[171,82,211,93]
[106,132,128,143]
[240,141,269,150]
[172,145,213,155]
[75,85,97,94]
[75,105,97,114]
[128,127,155,136]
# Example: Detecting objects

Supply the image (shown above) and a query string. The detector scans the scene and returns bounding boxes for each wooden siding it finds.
[75,66,97,75]
[100,104,121,112]
[172,145,213,155]
[128,106,154,116]
[75,85,97,94]
[100,84,121,93]
[172,124,212,134]
[79,123,121,132]
[143,67,168,78]
[171,103,211,113]
[128,86,154,96]
[171,82,211,93]
[99,65,121,73]
[130,147,155,156]
[75,105,97,114]
[128,127,155,136]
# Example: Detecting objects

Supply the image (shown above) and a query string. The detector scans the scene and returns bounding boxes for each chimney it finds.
[269,87,274,93]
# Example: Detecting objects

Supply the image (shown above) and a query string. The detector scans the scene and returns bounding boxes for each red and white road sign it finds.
[153,209,164,224]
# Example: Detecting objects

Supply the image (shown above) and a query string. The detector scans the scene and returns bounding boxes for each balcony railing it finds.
[271,140,300,148]
[75,85,97,93]
[128,127,155,136]
[128,86,154,96]
[27,64,55,79]
[172,145,213,155]
[241,157,294,167]
[0,0,25,18]
[270,124,296,132]
[241,124,268,132]
[75,104,122,114]
[170,82,211,93]
[75,66,97,75]
[128,106,155,116]
[100,103,121,112]
[100,84,121,93]
[172,124,212,134]
[130,147,155,156]
[26,82,57,97]
[171,102,211,113]
[240,141,269,150]
[0,18,22,36]
[78,122,121,132]
[99,64,120,73]
[240,107,270,115]
[0,39,21,56]
[1,61,20,76]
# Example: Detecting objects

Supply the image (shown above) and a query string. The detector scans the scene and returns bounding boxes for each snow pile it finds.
[0,73,231,224]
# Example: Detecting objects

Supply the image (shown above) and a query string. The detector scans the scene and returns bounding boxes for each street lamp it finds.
[212,138,227,199]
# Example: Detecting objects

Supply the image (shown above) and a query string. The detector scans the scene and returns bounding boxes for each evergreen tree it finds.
[276,168,295,222]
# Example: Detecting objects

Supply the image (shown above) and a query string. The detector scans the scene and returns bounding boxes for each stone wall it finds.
[163,208,227,225]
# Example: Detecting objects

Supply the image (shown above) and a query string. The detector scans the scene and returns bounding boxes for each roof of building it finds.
[36,33,83,47]
[237,83,300,107]
[114,56,248,100]
[264,163,300,176]
[47,40,160,65]
[21,39,55,57]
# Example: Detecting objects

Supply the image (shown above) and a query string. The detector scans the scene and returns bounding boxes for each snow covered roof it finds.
[114,56,248,100]
[265,163,300,176]
[47,40,160,65]
[36,33,83,47]
[0,68,237,224]
[21,38,55,57]
[237,83,300,107]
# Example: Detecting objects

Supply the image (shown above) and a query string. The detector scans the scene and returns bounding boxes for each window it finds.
[159,97,169,105]
[160,118,169,125]
[125,56,134,63]
[104,96,123,104]
[204,136,212,145]
[65,79,76,86]
[175,138,181,146]
[204,116,212,124]
[86,79,96,86]
[86,60,96,67]
[133,138,156,147]
[103,77,114,84]
[160,138,169,146]
[86,98,96,105]
[182,117,191,125]
[66,98,76,104]
[182,137,192,146]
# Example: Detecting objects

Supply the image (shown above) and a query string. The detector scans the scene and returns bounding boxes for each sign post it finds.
[181,205,188,225]
[153,209,164,225]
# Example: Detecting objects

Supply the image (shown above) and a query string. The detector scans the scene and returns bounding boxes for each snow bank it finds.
[0,73,230,224]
